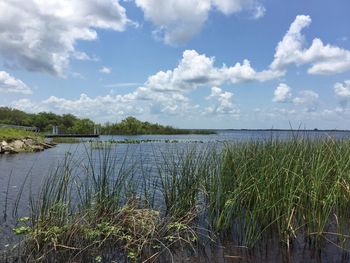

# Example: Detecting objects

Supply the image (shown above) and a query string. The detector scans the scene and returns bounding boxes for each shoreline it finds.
[0,138,56,154]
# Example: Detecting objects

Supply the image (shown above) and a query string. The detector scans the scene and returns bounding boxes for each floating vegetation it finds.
[51,137,81,144]
[89,139,204,147]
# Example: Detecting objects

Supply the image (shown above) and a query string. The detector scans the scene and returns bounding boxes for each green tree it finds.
[68,119,95,134]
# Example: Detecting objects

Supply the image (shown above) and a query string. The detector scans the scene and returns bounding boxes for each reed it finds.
[8,137,350,261]
[13,143,199,262]
[213,138,350,248]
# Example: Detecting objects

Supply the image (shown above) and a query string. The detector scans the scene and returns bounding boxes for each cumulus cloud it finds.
[10,48,283,120]
[125,49,280,115]
[135,0,265,45]
[272,83,319,112]
[105,82,141,88]
[205,86,239,116]
[143,50,279,94]
[334,80,350,108]
[0,71,32,94]
[0,0,129,76]
[12,94,145,123]
[270,15,350,75]
[292,90,319,112]
[212,0,265,18]
[272,83,292,103]
[99,67,112,74]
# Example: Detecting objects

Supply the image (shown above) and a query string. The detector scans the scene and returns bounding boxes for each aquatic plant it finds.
[212,138,350,248]
[7,137,350,261]
[14,144,200,262]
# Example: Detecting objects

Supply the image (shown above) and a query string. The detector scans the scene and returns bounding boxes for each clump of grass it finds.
[211,138,350,248]
[157,146,219,218]
[15,144,200,262]
[51,137,81,144]
[0,128,43,142]
[20,200,198,262]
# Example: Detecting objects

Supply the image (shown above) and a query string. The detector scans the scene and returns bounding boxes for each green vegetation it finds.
[10,137,350,261]
[0,107,214,135]
[89,139,201,148]
[210,138,350,248]
[102,116,215,135]
[0,107,95,134]
[13,146,200,262]
[0,128,43,143]
[51,137,81,144]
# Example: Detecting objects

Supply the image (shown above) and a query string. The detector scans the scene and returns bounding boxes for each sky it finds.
[0,0,350,129]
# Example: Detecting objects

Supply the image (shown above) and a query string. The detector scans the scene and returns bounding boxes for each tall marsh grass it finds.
[9,137,350,261]
[212,138,350,248]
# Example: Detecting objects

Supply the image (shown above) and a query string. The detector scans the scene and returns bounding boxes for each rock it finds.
[40,142,54,149]
[10,140,25,150]
[30,145,44,152]
[2,145,19,154]
[0,138,56,154]
[23,138,34,146]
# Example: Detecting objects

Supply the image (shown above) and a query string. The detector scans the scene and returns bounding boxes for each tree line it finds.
[0,107,214,135]
[0,107,94,134]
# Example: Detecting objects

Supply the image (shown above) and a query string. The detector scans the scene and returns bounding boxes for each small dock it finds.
[45,134,100,138]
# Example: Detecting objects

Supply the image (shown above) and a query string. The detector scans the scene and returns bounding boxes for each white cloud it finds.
[0,71,32,94]
[270,15,350,75]
[142,50,279,94]
[105,82,141,88]
[212,0,265,17]
[292,90,319,112]
[99,67,112,74]
[73,51,99,62]
[11,90,199,122]
[272,83,319,112]
[135,0,265,45]
[0,0,129,76]
[12,93,144,122]
[123,49,280,116]
[334,80,350,108]
[205,86,240,116]
[19,49,279,120]
[272,83,292,103]
[12,98,44,112]
[252,4,266,19]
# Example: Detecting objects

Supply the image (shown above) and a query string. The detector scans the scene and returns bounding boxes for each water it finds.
[1,130,350,262]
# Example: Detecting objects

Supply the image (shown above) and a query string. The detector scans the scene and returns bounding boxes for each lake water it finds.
[1,130,350,262]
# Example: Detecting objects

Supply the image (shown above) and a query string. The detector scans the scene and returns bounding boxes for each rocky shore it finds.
[0,138,56,154]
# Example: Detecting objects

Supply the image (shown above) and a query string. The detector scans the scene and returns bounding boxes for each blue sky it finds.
[0,0,350,129]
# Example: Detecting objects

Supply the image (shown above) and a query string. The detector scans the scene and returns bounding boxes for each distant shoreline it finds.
[217,129,350,132]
